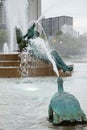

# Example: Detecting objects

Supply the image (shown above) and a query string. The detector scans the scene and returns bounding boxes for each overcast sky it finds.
[41,0,87,34]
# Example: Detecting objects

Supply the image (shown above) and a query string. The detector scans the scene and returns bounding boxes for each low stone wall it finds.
[0,54,72,77]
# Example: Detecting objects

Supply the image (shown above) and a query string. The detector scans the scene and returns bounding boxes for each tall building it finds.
[0,0,41,28]
[42,16,73,37]
[28,0,41,22]
[58,16,73,30]
[0,0,6,28]
[42,18,52,36]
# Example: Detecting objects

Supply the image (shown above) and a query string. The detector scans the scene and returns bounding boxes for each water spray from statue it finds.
[20,22,59,76]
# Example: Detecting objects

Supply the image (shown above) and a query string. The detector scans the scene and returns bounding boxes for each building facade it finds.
[0,0,41,28]
[0,0,6,28]
[42,16,73,37]
[28,0,41,22]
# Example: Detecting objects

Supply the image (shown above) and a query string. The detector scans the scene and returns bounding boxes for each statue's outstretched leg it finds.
[51,50,67,67]
[51,50,73,72]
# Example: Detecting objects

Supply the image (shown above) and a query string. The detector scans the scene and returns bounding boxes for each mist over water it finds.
[49,26,87,59]
[5,0,28,52]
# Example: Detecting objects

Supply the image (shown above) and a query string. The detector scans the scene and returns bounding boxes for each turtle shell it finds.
[50,92,85,121]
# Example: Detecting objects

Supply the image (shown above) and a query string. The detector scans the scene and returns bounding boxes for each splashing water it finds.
[19,20,59,77]
[36,17,59,76]
[4,0,59,76]
[30,37,59,76]
[5,0,28,52]
[20,36,59,77]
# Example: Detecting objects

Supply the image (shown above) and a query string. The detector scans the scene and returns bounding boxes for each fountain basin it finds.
[0,54,72,77]
[0,64,87,130]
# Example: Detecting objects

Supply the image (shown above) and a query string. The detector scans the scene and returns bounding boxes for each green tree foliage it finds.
[49,32,87,58]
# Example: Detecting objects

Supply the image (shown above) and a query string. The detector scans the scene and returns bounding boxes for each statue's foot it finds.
[63,68,70,72]
[68,66,73,71]
[63,66,73,72]
[68,64,74,71]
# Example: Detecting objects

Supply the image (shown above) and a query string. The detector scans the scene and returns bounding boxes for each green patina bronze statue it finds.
[48,77,86,125]
[15,27,27,51]
[51,50,73,72]
[15,23,39,51]
[23,23,39,40]
[16,22,73,72]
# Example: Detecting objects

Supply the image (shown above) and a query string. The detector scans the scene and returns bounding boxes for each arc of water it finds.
[27,19,59,76]
[41,40,59,76]
[36,22,59,76]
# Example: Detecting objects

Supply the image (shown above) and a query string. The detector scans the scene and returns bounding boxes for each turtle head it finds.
[57,77,64,94]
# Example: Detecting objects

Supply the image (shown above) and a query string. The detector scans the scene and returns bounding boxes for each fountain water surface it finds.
[0,63,87,129]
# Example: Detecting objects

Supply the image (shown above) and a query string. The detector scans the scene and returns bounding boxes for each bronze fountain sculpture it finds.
[16,22,87,126]
[16,22,73,73]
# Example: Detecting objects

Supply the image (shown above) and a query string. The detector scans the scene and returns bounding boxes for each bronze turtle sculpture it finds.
[48,77,86,125]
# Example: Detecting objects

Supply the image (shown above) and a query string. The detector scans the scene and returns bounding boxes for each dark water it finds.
[0,63,87,130]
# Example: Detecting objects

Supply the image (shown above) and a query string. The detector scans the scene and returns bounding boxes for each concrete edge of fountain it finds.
[0,53,73,78]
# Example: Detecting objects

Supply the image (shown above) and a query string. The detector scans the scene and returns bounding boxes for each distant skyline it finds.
[41,0,87,34]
